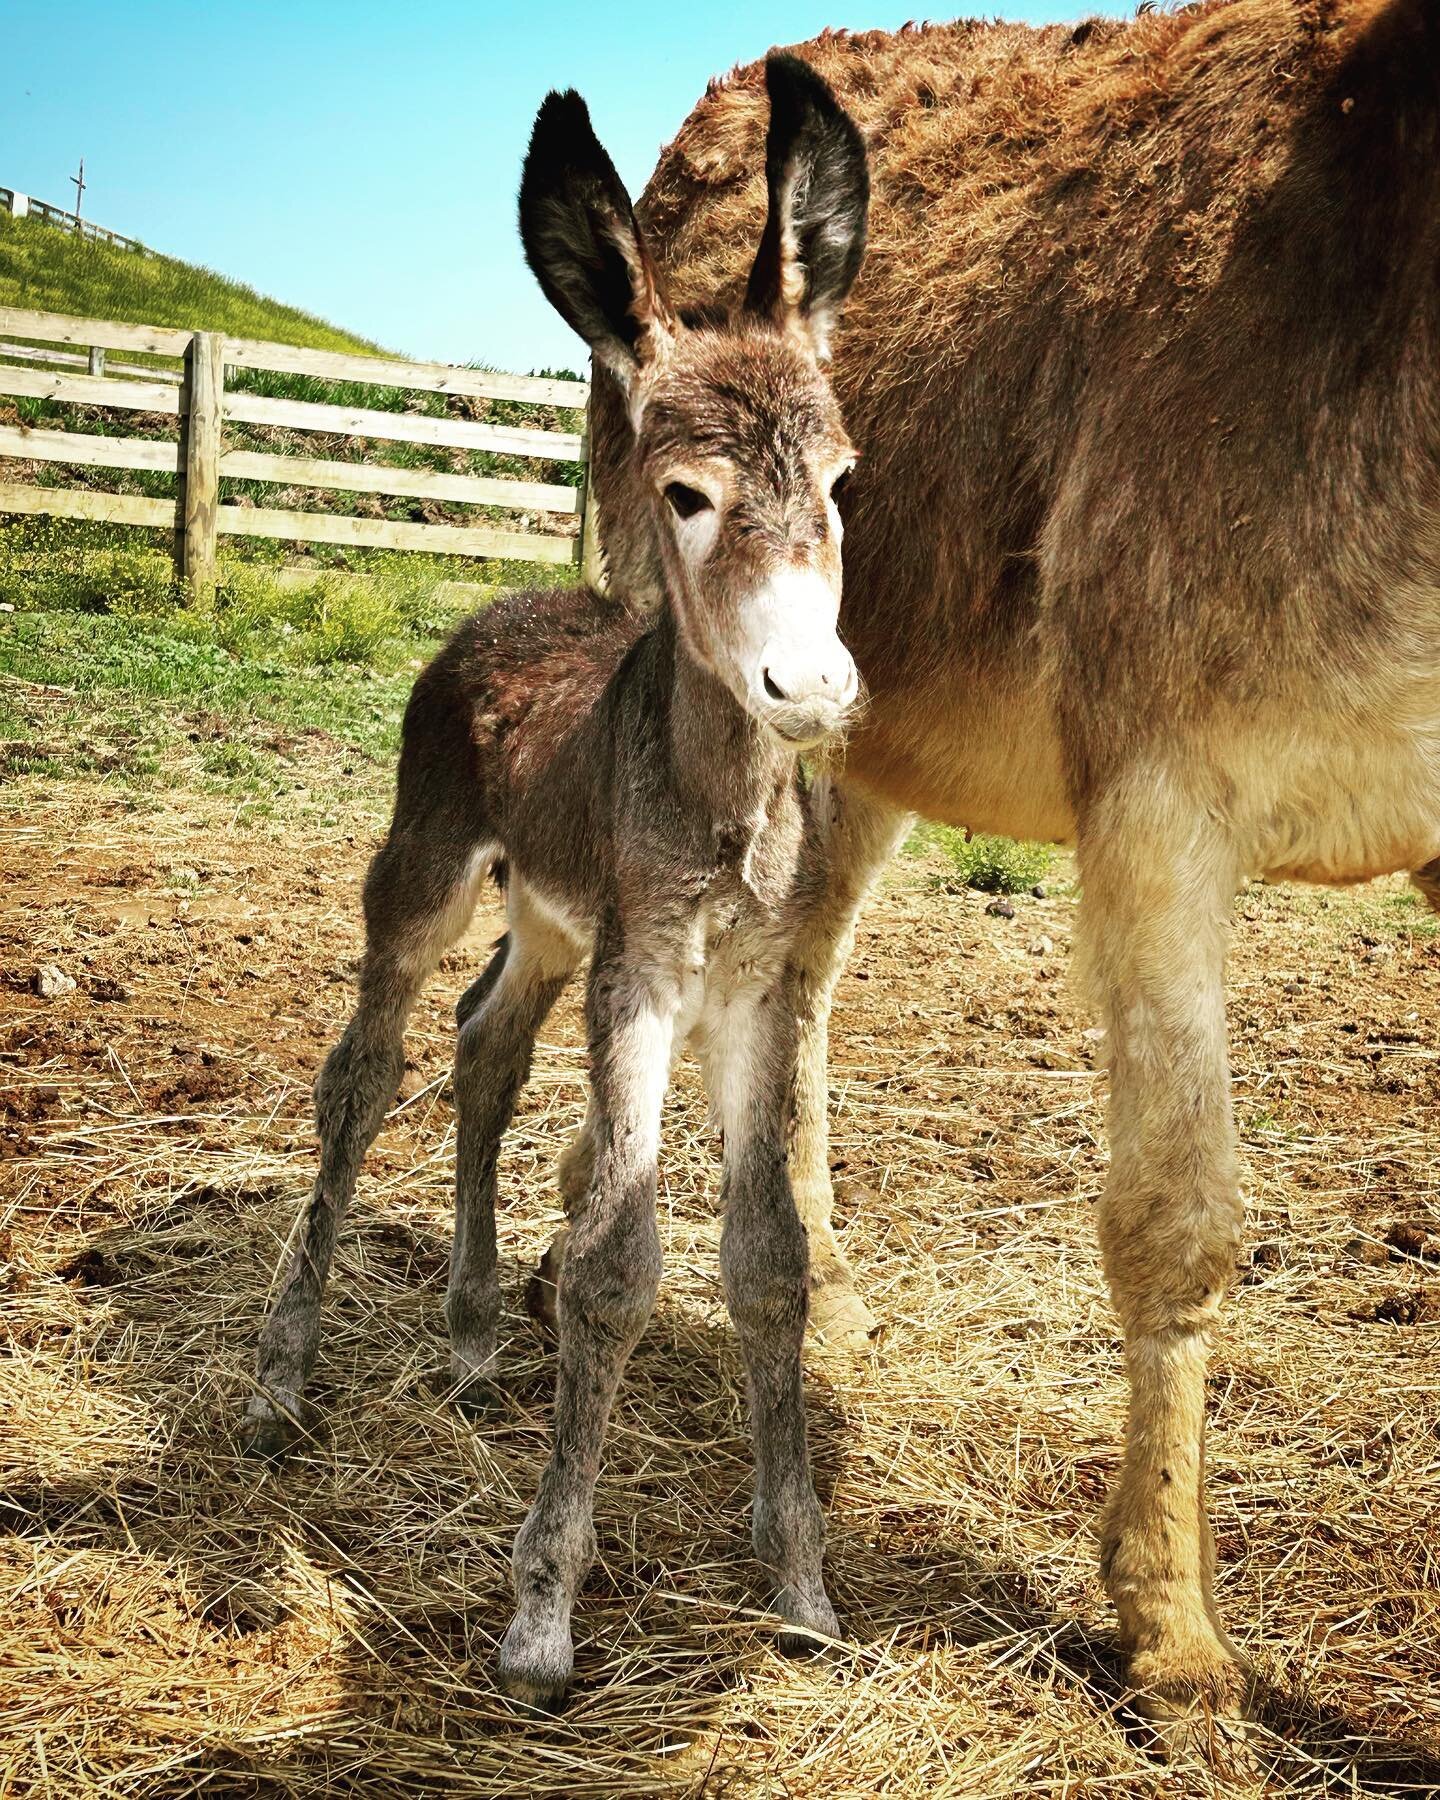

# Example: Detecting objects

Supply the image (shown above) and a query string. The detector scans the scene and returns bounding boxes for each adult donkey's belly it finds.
[843,666,1075,846]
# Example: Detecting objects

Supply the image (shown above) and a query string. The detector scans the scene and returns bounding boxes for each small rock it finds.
[1028,935,1054,957]
[33,965,77,999]
[986,898,1016,920]
[1386,1221,1432,1262]
[1370,1288,1440,1327]
[1030,884,1046,899]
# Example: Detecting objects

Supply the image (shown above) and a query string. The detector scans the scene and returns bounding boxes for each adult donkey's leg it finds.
[788,774,910,1345]
[1077,782,1248,1734]
[247,820,490,1457]
[448,890,577,1408]
[704,975,838,1650]
[497,940,675,1707]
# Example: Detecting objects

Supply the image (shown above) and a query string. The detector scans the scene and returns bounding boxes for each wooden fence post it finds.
[578,376,603,589]
[87,345,106,377]
[182,330,222,604]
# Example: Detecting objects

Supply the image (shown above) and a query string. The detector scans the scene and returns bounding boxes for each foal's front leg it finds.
[704,975,838,1649]
[496,943,677,1707]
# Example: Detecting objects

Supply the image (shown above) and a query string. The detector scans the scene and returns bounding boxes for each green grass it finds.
[0,516,580,613]
[0,551,505,815]
[0,604,423,740]
[910,822,1056,896]
[0,211,384,354]
[0,599,432,821]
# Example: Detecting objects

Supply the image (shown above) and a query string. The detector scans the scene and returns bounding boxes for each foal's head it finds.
[520,55,869,749]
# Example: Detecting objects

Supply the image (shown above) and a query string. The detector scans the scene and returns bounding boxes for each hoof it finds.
[777,1619,840,1658]
[1126,1648,1256,1762]
[775,1589,841,1658]
[243,1390,310,1461]
[246,1417,296,1462]
[497,1612,573,1711]
[450,1373,499,1422]
[447,1342,499,1419]
[807,1273,878,1353]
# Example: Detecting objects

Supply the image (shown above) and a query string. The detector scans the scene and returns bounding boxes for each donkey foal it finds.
[245,56,870,1707]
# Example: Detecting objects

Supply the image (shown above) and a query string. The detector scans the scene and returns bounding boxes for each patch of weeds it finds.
[1307,878,1440,947]
[0,517,180,614]
[910,822,1055,895]
[13,395,64,425]
[1241,1103,1305,1145]
[198,740,271,785]
[1382,887,1438,940]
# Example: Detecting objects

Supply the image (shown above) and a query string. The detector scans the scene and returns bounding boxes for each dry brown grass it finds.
[3,766,1438,1797]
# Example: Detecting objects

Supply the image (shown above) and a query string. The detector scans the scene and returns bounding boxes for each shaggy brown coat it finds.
[600,0,1440,850]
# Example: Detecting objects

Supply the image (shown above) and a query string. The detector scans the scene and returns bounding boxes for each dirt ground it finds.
[3,745,1439,1798]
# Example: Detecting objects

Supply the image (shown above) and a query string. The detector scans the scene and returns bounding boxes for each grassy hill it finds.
[0,210,384,352]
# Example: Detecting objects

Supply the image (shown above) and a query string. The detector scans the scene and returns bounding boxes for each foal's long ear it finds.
[519,90,675,389]
[744,54,869,359]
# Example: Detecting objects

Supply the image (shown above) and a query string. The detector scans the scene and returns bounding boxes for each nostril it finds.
[762,669,787,702]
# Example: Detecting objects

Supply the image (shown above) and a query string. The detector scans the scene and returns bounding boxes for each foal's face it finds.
[519,56,870,748]
[640,326,859,747]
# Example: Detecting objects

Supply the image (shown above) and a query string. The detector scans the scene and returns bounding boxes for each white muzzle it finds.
[734,568,858,746]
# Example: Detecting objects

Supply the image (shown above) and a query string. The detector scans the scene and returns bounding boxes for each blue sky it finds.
[4,1,1121,373]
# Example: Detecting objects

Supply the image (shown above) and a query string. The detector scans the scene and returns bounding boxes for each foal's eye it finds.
[664,482,713,520]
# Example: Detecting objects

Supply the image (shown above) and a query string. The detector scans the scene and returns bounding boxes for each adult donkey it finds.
[574,0,1440,1735]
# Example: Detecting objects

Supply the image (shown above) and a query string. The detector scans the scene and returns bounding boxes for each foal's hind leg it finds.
[246,826,491,1458]
[1412,856,1440,913]
[448,886,579,1408]
[522,1096,596,1333]
[787,775,909,1348]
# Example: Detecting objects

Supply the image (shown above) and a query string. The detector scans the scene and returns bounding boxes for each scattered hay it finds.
[1,786,1438,1796]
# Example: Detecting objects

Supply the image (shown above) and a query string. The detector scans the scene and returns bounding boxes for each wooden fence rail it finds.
[0,186,153,254]
[0,340,182,382]
[0,304,596,598]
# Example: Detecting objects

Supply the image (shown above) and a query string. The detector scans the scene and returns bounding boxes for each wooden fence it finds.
[0,187,151,255]
[0,304,595,598]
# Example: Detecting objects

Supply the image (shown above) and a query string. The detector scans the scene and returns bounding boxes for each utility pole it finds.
[70,157,85,233]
